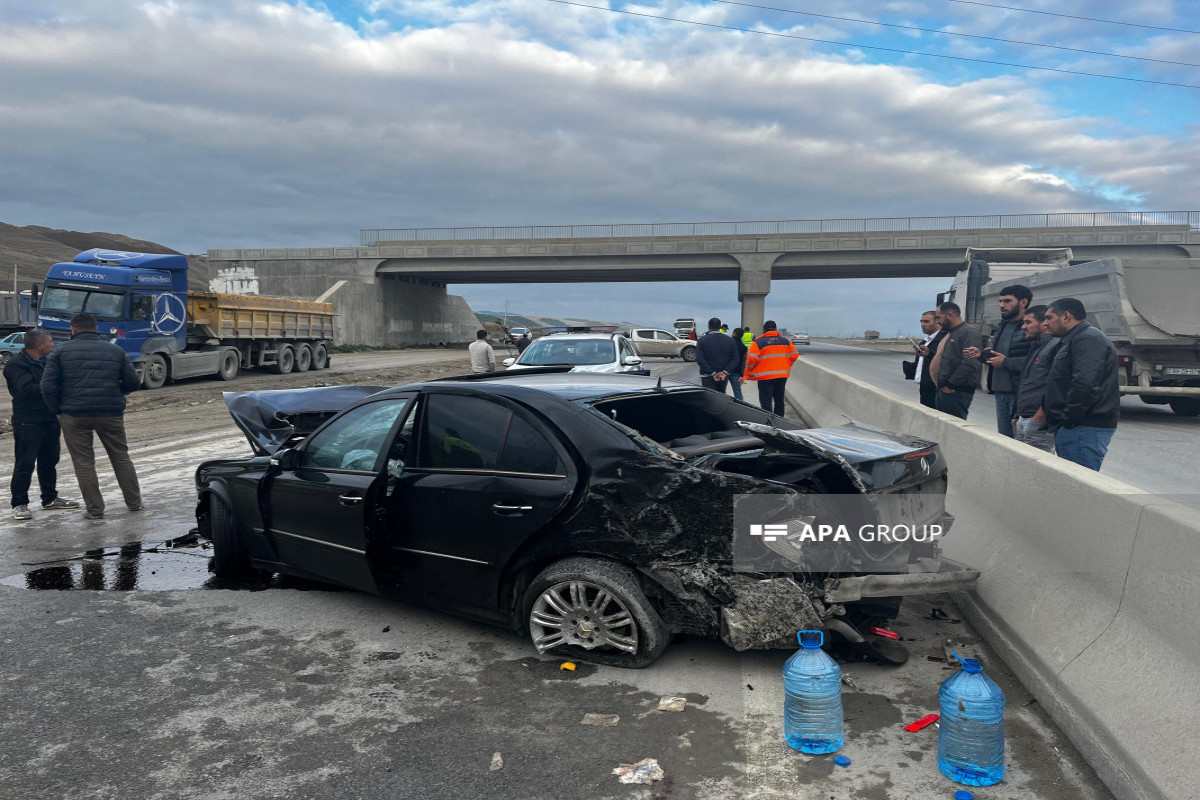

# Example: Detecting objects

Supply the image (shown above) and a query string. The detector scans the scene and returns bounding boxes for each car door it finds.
[386,390,576,613]
[655,329,680,356]
[265,395,414,592]
[632,329,658,356]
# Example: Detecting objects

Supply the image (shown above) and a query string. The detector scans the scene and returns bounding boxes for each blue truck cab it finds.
[37,249,189,368]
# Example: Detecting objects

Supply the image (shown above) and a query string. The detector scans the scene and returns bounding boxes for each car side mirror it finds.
[271,448,299,470]
[502,357,515,367]
[623,355,642,366]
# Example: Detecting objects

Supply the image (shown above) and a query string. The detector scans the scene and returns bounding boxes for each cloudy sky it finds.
[2,0,1197,334]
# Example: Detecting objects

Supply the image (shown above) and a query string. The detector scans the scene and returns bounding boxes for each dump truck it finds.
[1,289,38,337]
[944,248,1200,416]
[36,249,335,389]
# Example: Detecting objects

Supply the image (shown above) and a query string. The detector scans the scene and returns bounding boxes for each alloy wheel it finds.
[530,580,639,655]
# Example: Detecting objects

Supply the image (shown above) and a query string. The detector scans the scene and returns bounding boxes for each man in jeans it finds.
[695,317,740,395]
[974,284,1034,437]
[4,329,79,520]
[41,313,142,519]
[930,302,983,420]
[1043,298,1119,471]
[1009,306,1059,453]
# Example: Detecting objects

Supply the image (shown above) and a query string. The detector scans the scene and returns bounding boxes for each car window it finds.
[420,394,508,470]
[500,414,565,475]
[518,338,616,366]
[654,331,676,341]
[635,329,655,339]
[301,398,411,472]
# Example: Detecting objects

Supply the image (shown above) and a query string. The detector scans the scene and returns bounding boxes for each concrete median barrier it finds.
[785,359,1200,800]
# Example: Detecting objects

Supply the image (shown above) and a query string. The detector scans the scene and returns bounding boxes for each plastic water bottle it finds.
[783,630,844,753]
[938,653,1006,786]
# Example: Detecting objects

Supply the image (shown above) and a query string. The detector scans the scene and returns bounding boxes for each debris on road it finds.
[559,662,576,672]
[840,674,863,692]
[927,607,961,624]
[834,756,851,767]
[657,696,687,712]
[581,713,621,727]
[903,713,940,732]
[870,626,900,639]
[489,752,504,771]
[613,758,664,784]
[382,625,390,633]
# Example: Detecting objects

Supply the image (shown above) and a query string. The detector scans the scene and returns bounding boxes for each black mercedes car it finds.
[196,370,977,667]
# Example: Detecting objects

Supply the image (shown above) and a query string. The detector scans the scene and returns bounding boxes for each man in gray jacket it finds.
[930,302,983,420]
[41,313,142,519]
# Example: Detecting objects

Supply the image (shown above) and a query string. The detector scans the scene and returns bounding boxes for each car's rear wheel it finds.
[209,496,252,577]
[680,346,696,362]
[1169,398,1200,416]
[524,557,669,668]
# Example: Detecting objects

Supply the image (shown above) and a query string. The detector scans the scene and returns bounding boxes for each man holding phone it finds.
[965,285,1034,437]
[912,310,944,409]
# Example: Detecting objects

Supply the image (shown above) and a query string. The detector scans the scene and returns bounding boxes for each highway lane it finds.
[793,341,1200,504]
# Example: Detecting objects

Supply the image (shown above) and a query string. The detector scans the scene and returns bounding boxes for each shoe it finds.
[11,505,32,521]
[82,511,105,520]
[42,496,80,510]
[128,503,144,512]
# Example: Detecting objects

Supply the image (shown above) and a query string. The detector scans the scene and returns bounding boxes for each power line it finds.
[545,0,1200,90]
[941,0,1200,35]
[708,0,1200,68]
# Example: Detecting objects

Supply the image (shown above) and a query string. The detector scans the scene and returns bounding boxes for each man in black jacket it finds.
[4,329,79,521]
[695,317,740,395]
[41,313,143,519]
[930,302,983,420]
[1043,298,1119,471]
[979,284,1035,437]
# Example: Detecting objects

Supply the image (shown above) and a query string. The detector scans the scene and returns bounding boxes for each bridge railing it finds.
[361,211,1200,245]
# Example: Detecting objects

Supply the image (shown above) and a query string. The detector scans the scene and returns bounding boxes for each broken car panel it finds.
[198,371,977,667]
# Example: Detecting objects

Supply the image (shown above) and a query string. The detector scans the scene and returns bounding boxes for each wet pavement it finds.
[0,362,1116,800]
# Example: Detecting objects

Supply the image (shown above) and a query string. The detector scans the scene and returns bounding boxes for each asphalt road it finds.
[793,341,1200,506]
[0,355,1113,800]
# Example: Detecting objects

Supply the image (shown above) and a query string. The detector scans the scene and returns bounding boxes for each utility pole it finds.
[504,300,509,328]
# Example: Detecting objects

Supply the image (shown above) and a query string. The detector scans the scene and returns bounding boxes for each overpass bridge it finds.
[206,211,1200,346]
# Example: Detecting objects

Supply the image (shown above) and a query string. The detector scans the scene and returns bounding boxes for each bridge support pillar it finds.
[735,253,776,334]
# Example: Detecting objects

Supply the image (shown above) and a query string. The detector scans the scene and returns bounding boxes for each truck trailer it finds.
[945,248,1200,416]
[36,249,336,389]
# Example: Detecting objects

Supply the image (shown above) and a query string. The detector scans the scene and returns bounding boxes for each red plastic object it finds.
[904,714,940,732]
[870,626,900,639]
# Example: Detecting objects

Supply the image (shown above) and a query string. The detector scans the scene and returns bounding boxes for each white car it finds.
[791,332,811,346]
[503,327,648,375]
[507,327,530,338]
[626,328,697,362]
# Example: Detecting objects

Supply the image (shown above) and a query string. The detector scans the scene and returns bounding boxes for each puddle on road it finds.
[1,533,341,592]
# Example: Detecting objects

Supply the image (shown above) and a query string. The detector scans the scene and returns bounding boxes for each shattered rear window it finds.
[590,390,799,449]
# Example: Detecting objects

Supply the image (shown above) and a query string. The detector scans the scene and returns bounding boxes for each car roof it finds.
[387,371,696,402]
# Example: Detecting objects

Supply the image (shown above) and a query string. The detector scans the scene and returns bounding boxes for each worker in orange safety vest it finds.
[744,320,799,416]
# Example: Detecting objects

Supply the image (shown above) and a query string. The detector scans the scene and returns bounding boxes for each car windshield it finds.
[40,287,126,320]
[518,338,615,366]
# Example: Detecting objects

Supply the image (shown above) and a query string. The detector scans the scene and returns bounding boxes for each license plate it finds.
[1164,367,1200,376]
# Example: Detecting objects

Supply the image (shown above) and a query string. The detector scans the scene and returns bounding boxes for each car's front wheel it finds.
[524,557,669,668]
[680,345,696,362]
[209,496,252,577]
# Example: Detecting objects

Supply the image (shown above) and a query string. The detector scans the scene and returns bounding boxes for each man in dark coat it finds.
[41,313,143,519]
[913,310,944,409]
[695,317,740,395]
[4,329,79,520]
[968,284,1035,437]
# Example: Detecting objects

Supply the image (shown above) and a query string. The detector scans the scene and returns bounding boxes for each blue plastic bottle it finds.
[938,653,1006,786]
[783,630,844,754]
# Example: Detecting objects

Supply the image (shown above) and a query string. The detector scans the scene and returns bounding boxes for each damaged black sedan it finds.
[196,371,977,667]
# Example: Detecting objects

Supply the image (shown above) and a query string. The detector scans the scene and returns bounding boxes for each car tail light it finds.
[904,450,933,459]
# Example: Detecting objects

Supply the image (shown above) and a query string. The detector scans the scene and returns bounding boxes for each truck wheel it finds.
[217,350,240,381]
[295,344,312,372]
[681,346,696,362]
[271,345,295,374]
[1169,398,1200,417]
[209,496,252,578]
[312,344,329,370]
[141,354,168,389]
[523,557,669,669]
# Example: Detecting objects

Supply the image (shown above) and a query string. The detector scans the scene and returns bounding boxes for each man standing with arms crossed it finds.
[41,313,142,520]
[1009,306,1059,453]
[929,302,983,420]
[744,320,799,416]
[4,329,79,520]
[1042,298,1119,471]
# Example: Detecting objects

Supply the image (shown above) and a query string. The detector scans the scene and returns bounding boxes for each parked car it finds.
[507,326,530,339]
[0,331,26,364]
[197,373,977,668]
[626,328,697,361]
[791,332,811,346]
[502,327,647,375]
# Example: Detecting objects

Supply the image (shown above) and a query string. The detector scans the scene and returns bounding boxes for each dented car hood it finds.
[224,385,389,455]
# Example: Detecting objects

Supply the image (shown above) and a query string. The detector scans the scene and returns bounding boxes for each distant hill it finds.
[475,309,653,331]
[0,222,206,291]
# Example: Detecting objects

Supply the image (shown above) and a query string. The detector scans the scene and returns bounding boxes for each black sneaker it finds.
[42,496,80,510]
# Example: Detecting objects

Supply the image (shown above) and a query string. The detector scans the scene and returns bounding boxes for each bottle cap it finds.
[798,630,824,649]
[952,652,982,673]
[954,791,974,800]
[834,756,851,767]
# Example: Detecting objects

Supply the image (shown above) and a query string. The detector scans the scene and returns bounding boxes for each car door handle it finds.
[338,493,364,506]
[493,503,533,514]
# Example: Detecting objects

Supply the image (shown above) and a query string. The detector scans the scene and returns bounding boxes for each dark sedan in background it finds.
[196,371,976,667]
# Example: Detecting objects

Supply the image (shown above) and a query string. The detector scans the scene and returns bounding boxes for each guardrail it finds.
[361,211,1200,245]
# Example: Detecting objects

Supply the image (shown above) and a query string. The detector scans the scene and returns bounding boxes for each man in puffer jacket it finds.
[41,313,142,519]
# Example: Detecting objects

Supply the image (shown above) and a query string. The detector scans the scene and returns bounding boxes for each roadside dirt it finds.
[0,348,483,457]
